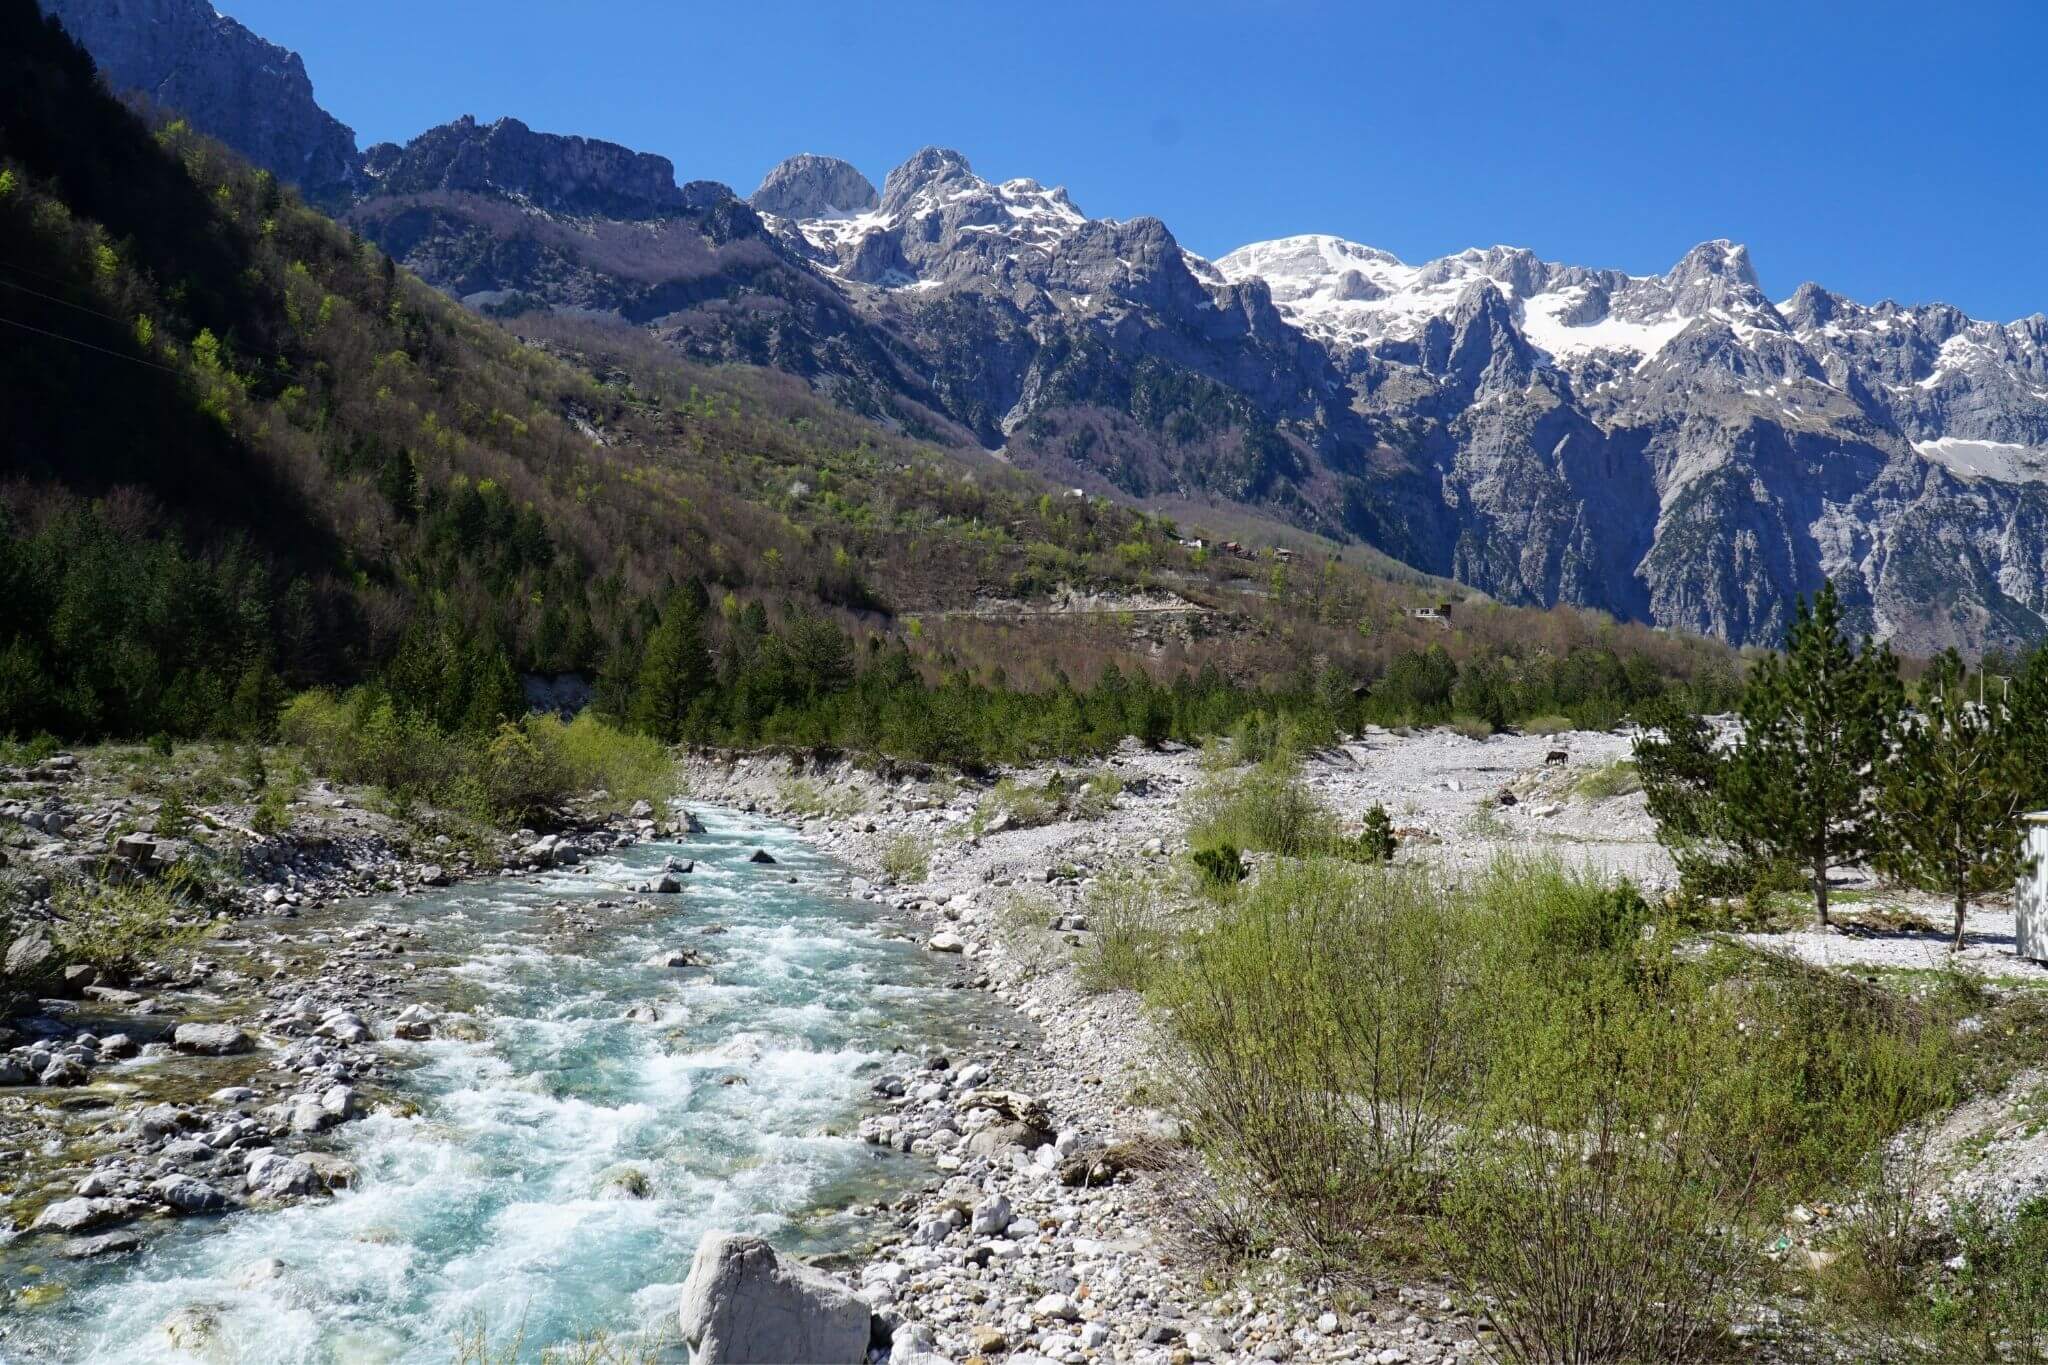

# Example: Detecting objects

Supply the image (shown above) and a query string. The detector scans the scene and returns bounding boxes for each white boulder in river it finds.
[678,1231,870,1363]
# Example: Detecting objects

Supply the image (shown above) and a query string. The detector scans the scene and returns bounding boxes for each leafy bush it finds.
[1149,850,1968,1345]
[1079,872,1167,993]
[1923,1199,2048,1362]
[1155,859,1480,1253]
[1447,713,1493,740]
[51,866,210,973]
[280,689,670,827]
[975,775,1065,832]
[542,712,675,812]
[881,835,929,884]
[1073,768,1124,820]
[1522,713,1574,736]
[1187,764,1343,860]
[250,781,293,836]
[1192,844,1248,889]
[777,776,867,820]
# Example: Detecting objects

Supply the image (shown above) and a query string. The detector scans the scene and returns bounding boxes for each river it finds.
[1,807,987,1362]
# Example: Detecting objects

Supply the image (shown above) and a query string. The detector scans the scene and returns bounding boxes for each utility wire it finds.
[0,313,181,374]
[0,275,129,324]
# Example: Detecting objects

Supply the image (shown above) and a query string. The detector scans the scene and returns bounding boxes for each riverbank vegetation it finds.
[1637,581,2048,942]
[1111,745,2048,1360]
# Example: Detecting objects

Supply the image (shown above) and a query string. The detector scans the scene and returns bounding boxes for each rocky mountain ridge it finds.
[35,0,2048,653]
[37,0,359,204]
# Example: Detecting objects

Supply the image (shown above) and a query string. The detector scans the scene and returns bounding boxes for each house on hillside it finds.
[1406,602,1455,628]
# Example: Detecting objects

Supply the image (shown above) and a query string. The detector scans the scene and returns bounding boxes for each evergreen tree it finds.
[1721,581,1902,927]
[630,587,711,742]
[1357,803,1397,863]
[1879,651,2034,949]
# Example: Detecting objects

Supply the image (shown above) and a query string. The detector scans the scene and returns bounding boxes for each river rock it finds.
[678,1231,870,1364]
[965,1120,1052,1157]
[161,1303,222,1353]
[245,1152,322,1199]
[926,931,965,953]
[152,1174,229,1214]
[299,1152,358,1189]
[33,1196,125,1233]
[172,1023,254,1056]
[747,849,777,865]
[59,1230,143,1259]
[0,1055,34,1086]
[970,1193,1013,1236]
[652,872,684,894]
[40,1055,88,1086]
[4,932,55,978]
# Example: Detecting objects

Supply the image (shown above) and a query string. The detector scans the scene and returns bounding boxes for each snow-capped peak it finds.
[775,146,1089,287]
[1214,235,1788,368]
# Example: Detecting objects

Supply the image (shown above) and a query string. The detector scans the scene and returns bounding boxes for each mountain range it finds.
[36,0,2048,653]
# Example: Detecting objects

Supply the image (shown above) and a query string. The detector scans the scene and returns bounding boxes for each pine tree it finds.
[1879,651,2033,949]
[1722,581,1902,927]
[630,588,711,743]
[1357,803,1397,863]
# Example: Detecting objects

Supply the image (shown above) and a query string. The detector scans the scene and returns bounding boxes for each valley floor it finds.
[5,729,2045,1361]
[693,725,2048,1365]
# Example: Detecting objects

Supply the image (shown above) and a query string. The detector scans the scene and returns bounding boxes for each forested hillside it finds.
[0,0,1741,759]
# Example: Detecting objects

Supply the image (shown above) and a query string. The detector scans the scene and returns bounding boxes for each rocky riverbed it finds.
[7,728,2041,1362]
[673,732,1635,1365]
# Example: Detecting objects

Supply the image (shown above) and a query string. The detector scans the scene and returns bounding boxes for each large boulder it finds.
[172,1023,254,1056]
[4,932,57,983]
[678,1231,870,1364]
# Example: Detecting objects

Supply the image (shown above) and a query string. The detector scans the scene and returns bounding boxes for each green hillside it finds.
[0,0,1740,761]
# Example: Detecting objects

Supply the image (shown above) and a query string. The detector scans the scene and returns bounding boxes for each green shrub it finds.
[1073,768,1124,820]
[881,835,928,884]
[1574,759,1642,801]
[0,732,63,766]
[777,776,867,820]
[1079,871,1167,993]
[1523,714,1574,736]
[544,712,675,812]
[280,690,671,828]
[465,722,576,826]
[1149,850,1967,1341]
[1155,858,1481,1254]
[1187,765,1343,860]
[1447,713,1494,740]
[156,786,195,839]
[975,775,1064,832]
[250,782,292,836]
[51,867,209,973]
[1191,843,1247,889]
[1925,1199,2048,1362]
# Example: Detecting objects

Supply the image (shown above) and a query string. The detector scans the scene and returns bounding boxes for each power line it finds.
[0,256,113,294]
[0,313,181,374]
[0,276,128,324]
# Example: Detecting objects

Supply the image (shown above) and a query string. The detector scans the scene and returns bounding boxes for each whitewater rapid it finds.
[2,807,984,1362]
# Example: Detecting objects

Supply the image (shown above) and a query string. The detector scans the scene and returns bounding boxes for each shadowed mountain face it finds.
[39,0,2048,652]
[38,0,360,204]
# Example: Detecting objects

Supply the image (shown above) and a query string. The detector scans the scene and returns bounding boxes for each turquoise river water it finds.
[0,808,986,1362]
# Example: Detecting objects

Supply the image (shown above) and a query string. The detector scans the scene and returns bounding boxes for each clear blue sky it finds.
[227,0,2048,320]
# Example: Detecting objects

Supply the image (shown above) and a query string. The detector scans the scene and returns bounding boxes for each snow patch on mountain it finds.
[1913,437,2048,483]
